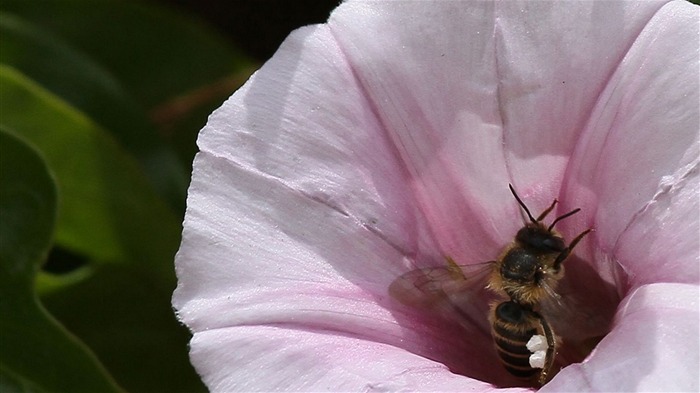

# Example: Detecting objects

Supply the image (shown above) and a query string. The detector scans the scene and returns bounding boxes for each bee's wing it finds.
[389,259,495,310]
[539,289,611,344]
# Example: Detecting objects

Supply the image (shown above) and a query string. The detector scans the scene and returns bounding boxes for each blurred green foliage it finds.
[0,129,122,393]
[0,0,256,391]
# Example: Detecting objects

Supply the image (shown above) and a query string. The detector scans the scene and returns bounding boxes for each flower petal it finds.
[174,21,451,331]
[173,18,509,390]
[188,325,518,393]
[328,1,671,255]
[174,152,414,330]
[541,283,699,392]
[189,22,445,273]
[174,151,508,384]
[560,0,699,288]
[329,1,510,262]
[492,0,668,197]
[175,1,698,391]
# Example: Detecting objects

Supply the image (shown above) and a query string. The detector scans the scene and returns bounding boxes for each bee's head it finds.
[508,183,580,258]
[516,224,566,254]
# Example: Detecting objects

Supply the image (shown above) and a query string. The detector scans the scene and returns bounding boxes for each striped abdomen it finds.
[490,301,546,380]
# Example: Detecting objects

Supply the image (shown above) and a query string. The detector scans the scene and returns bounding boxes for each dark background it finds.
[158,0,340,62]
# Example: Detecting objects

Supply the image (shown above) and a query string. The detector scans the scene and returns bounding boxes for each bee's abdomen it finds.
[491,301,540,379]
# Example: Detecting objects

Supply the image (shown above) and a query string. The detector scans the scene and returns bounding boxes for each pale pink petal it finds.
[541,283,699,392]
[190,22,444,276]
[174,152,508,385]
[482,0,669,201]
[328,1,671,263]
[173,151,417,329]
[174,0,699,391]
[329,1,510,262]
[189,326,526,393]
[174,20,508,390]
[175,22,448,331]
[559,0,699,288]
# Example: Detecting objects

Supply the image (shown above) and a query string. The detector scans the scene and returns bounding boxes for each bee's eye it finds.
[541,237,565,251]
[517,227,565,252]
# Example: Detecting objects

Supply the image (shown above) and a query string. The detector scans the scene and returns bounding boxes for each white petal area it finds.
[614,170,699,287]
[189,325,524,393]
[174,153,507,385]
[541,283,699,392]
[560,1,699,287]
[174,152,416,330]
[195,22,454,270]
[194,23,448,274]
[175,17,516,391]
[495,0,668,199]
[328,1,670,258]
[329,1,513,262]
[173,1,700,391]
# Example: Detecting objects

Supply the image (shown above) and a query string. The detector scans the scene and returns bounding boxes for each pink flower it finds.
[173,1,699,391]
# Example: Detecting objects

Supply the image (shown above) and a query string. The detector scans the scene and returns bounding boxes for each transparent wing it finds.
[389,257,496,333]
[539,288,611,343]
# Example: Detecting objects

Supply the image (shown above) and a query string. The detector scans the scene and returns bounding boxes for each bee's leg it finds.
[532,311,556,386]
[553,229,593,269]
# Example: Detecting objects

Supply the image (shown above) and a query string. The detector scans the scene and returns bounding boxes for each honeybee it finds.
[389,184,591,386]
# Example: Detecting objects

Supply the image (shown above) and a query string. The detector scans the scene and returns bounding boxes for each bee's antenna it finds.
[509,184,537,223]
[547,208,581,232]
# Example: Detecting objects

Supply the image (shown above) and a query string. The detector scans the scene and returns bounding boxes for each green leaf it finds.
[0,12,188,212]
[0,64,180,268]
[1,0,251,108]
[0,66,205,392]
[0,129,122,393]
[1,0,257,195]
[40,265,204,393]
